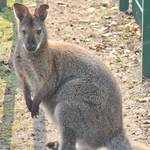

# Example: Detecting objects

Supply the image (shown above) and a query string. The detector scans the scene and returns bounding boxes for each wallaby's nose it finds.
[27,39,37,51]
[30,43,36,50]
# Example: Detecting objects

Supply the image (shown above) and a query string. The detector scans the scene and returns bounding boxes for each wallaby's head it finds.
[13,3,49,52]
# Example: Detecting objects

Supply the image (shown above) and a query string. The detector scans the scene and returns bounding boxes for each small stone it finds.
[87,7,95,13]
[135,108,146,115]
[85,38,90,42]
[57,2,65,5]
[138,97,150,103]
[136,130,142,135]
[90,22,99,26]
[70,24,73,27]
[143,120,150,124]
[126,124,130,127]
[124,113,127,117]
[104,16,112,19]
[101,2,109,8]
[31,133,36,136]
[110,21,118,26]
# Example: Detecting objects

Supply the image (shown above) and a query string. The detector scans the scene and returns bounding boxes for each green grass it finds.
[0,7,13,53]
[7,0,33,7]
[0,0,33,53]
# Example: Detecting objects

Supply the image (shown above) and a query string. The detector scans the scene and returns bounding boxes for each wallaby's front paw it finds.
[31,103,39,118]
[26,100,33,112]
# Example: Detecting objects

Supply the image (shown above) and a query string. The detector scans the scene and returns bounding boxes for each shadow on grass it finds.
[0,64,16,149]
[0,2,47,149]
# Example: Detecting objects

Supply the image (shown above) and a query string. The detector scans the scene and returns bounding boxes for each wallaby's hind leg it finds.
[54,102,80,150]
[105,134,133,150]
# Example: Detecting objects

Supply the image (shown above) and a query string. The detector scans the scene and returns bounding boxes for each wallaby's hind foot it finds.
[46,141,59,150]
[105,134,133,150]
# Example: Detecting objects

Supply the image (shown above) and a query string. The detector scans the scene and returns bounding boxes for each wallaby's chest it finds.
[18,56,50,94]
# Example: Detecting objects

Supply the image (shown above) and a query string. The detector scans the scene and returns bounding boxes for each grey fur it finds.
[13,3,137,150]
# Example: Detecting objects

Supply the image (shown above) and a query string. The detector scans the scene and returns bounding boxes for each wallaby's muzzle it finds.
[26,44,37,52]
[26,37,37,52]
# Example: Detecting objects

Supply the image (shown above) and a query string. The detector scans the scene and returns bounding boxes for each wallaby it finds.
[13,3,149,150]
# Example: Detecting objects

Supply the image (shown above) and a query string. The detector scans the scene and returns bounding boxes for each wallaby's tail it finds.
[105,133,133,150]
[104,133,150,150]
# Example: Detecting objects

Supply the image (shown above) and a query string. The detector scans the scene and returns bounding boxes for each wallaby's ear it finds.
[13,3,30,21]
[34,4,49,21]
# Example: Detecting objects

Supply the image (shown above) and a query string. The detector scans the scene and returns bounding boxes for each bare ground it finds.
[0,0,150,149]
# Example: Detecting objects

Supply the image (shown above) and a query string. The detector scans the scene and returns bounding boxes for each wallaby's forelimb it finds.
[23,80,33,112]
[31,70,58,118]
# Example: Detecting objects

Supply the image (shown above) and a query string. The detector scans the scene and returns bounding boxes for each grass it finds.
[7,0,33,7]
[0,10,13,54]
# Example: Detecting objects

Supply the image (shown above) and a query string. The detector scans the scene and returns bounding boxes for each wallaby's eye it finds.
[37,29,42,35]
[22,30,26,35]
